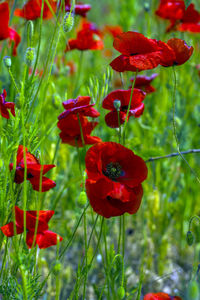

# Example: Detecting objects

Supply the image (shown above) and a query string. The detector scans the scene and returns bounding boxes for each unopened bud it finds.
[187,231,194,246]
[3,56,12,68]
[63,12,74,33]
[113,99,121,111]
[53,260,61,275]
[27,20,34,44]
[78,191,87,206]
[25,47,35,67]
[144,2,150,12]
[117,286,125,299]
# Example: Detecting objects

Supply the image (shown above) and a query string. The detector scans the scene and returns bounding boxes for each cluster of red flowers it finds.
[57,96,101,147]
[110,31,193,72]
[9,145,56,192]
[144,292,182,300]
[156,0,200,33]
[1,206,62,249]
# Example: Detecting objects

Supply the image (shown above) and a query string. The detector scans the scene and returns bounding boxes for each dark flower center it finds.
[103,162,123,180]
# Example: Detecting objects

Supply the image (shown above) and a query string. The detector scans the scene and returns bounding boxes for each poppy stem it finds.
[171,67,200,184]
[73,51,84,97]
[122,69,138,145]
[145,149,200,163]
[8,68,20,95]
[117,109,122,143]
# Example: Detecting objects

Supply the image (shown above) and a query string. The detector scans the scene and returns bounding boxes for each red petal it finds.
[113,31,159,55]
[29,176,56,192]
[36,231,63,249]
[8,28,21,56]
[182,4,200,23]
[0,2,9,39]
[178,23,200,32]
[167,38,193,65]
[105,111,127,128]
[1,222,23,237]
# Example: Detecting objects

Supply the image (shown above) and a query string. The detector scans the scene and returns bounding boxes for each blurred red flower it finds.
[1,206,63,249]
[65,0,91,17]
[57,96,101,147]
[9,145,56,192]
[85,142,148,218]
[103,25,123,38]
[144,292,182,300]
[0,89,15,119]
[66,20,103,51]
[102,89,146,128]
[0,2,21,56]
[156,1,200,32]
[14,0,57,20]
[110,32,193,72]
[130,74,158,94]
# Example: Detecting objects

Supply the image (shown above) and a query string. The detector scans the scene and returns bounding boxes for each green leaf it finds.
[185,0,192,9]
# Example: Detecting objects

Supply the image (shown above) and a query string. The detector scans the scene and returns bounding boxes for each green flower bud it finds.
[25,47,35,67]
[53,260,61,276]
[63,12,74,33]
[117,286,125,299]
[27,20,34,44]
[187,231,194,246]
[3,56,12,68]
[78,191,87,206]
[113,99,121,111]
[144,2,150,12]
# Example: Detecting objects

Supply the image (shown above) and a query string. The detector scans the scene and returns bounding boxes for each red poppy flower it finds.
[102,89,146,128]
[57,96,101,147]
[9,145,56,192]
[66,20,103,51]
[0,89,15,119]
[0,2,21,56]
[14,0,57,20]
[159,38,193,66]
[110,32,193,72]
[103,25,123,38]
[65,0,91,17]
[110,32,164,72]
[156,1,200,33]
[130,74,158,93]
[85,142,148,218]
[144,292,182,300]
[1,206,63,249]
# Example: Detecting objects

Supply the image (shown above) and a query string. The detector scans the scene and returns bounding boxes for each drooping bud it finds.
[27,20,34,46]
[3,56,12,68]
[77,191,87,206]
[113,99,121,111]
[117,286,125,299]
[186,231,194,246]
[25,47,35,67]
[63,12,74,33]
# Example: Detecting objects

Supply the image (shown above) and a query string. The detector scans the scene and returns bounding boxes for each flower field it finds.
[0,0,200,299]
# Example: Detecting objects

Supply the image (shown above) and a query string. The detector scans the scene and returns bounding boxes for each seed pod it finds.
[3,56,11,68]
[63,12,74,33]
[117,286,125,299]
[53,260,61,275]
[187,231,194,246]
[113,100,121,111]
[25,47,35,67]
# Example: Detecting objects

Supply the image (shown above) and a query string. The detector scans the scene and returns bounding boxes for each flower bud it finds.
[27,20,34,45]
[117,286,125,299]
[77,191,87,206]
[25,47,35,67]
[63,12,74,33]
[144,2,150,12]
[187,231,194,246]
[3,56,12,68]
[53,260,61,275]
[113,99,121,111]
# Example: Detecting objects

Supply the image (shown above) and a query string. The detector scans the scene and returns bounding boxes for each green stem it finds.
[122,70,138,145]
[73,52,84,97]
[172,67,200,184]
[8,68,20,94]
[145,149,200,163]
